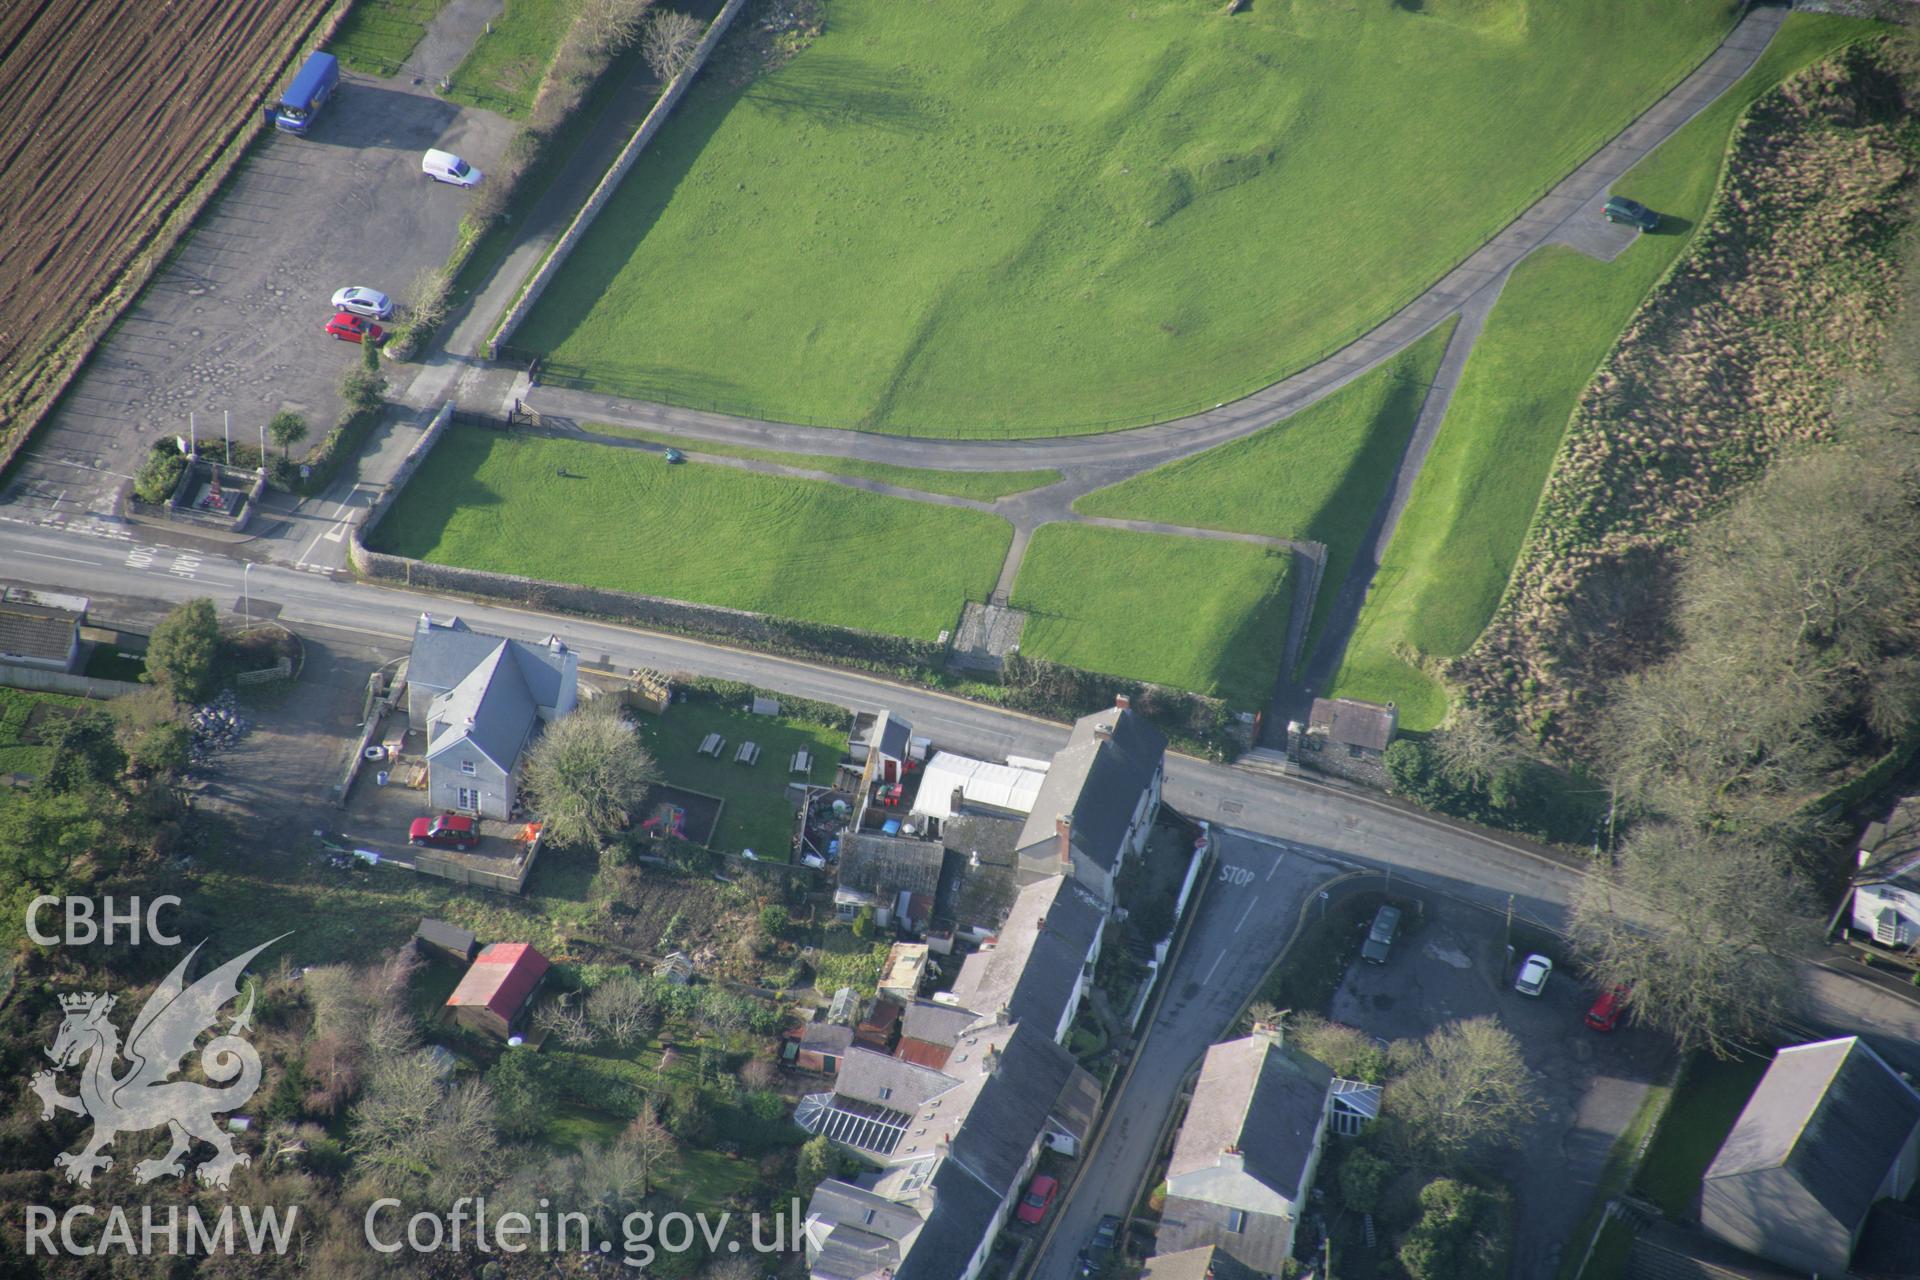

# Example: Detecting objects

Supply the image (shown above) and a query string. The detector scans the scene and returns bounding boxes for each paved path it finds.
[519,6,1787,708]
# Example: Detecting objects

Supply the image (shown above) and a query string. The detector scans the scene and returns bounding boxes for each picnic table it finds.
[698,733,725,758]
[735,741,761,766]
[790,749,813,775]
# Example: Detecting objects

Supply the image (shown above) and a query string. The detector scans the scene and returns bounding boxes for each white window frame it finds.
[461,759,478,776]
[457,786,481,812]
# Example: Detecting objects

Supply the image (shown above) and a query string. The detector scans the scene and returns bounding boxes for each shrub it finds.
[1339,1148,1391,1214]
[134,447,187,504]
[144,598,220,703]
[758,904,790,938]
[340,365,386,415]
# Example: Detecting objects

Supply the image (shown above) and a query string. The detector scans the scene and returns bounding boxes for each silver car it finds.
[330,286,393,320]
[1514,953,1553,997]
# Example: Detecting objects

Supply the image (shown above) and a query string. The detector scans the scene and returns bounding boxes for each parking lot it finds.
[3,45,514,537]
[1329,894,1671,1278]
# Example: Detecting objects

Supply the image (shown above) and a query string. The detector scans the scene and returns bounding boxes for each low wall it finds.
[487,0,750,356]
[410,843,540,895]
[0,663,143,700]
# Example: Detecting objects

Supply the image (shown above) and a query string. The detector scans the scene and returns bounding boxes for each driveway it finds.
[1,67,514,539]
[1330,894,1671,1279]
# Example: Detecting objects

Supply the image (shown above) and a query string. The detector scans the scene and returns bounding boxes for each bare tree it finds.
[738,1057,777,1090]
[536,997,598,1047]
[1570,822,1815,1059]
[1431,705,1523,794]
[1381,1017,1541,1169]
[625,1103,679,1196]
[587,975,660,1047]
[426,1079,502,1204]
[1286,1013,1386,1084]
[522,703,660,847]
[348,1050,443,1186]
[580,0,656,54]
[642,10,704,82]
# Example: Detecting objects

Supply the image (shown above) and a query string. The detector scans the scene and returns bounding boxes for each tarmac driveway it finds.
[2,68,513,538]
[1331,894,1671,1279]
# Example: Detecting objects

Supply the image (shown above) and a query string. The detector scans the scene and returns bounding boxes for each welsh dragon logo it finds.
[30,936,286,1189]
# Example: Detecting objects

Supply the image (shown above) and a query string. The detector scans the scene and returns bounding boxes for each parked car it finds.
[331,286,393,319]
[1585,986,1629,1032]
[409,813,479,850]
[1077,1216,1121,1277]
[423,148,483,187]
[1602,195,1659,231]
[325,311,385,344]
[1016,1174,1058,1225]
[1360,903,1402,964]
[664,448,686,464]
[1514,953,1553,997]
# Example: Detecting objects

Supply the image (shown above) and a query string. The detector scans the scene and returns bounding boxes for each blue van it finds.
[275,51,339,134]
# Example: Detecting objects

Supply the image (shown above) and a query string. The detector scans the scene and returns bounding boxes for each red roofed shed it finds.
[447,942,551,1039]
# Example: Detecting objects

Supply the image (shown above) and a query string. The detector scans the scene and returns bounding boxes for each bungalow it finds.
[1301,697,1398,760]
[1702,1036,1920,1277]
[446,942,550,1040]
[1158,1027,1336,1276]
[0,587,87,672]
[1848,795,1920,953]
[1014,695,1166,903]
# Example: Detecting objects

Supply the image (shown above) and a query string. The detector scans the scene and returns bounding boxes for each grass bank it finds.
[518,0,1733,436]
[1010,524,1292,707]
[367,427,1010,638]
[1326,14,1869,728]
[329,0,449,75]
[445,0,584,118]
[586,423,1060,499]
[1075,320,1454,663]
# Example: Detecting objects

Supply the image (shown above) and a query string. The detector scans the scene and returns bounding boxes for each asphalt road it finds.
[1029,831,1341,1280]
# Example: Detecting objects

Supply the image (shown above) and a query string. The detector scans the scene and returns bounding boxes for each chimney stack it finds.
[1114,693,1131,711]
[1055,814,1073,870]
[1251,1016,1286,1047]
[952,786,968,816]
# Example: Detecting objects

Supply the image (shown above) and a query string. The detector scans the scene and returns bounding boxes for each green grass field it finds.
[1075,320,1454,664]
[444,0,582,118]
[630,700,846,859]
[1327,14,1867,728]
[368,428,1010,638]
[587,424,1060,499]
[518,0,1733,436]
[1011,524,1292,706]
[0,687,87,778]
[328,0,449,76]
[1631,1052,1770,1218]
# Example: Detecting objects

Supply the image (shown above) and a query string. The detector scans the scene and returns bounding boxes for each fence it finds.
[409,843,541,895]
[0,663,142,700]
[488,0,751,357]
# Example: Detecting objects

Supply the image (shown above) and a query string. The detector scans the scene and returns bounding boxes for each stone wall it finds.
[488,0,751,357]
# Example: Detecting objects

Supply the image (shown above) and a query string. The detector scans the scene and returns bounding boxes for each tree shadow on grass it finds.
[741,55,936,135]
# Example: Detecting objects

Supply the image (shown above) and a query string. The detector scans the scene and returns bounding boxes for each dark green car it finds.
[1602,195,1659,232]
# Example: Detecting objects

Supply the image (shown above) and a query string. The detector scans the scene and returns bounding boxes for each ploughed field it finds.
[0,0,326,428]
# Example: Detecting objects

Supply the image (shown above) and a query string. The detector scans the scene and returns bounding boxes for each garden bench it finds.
[735,741,761,766]
[790,750,813,775]
[698,733,725,757]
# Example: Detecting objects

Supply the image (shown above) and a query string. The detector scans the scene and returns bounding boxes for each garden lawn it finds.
[1326,14,1867,728]
[444,0,581,118]
[369,428,1010,638]
[0,687,86,778]
[630,700,846,859]
[1010,525,1292,707]
[518,0,1734,437]
[587,424,1060,500]
[1631,1052,1770,1219]
[328,0,449,76]
[1075,320,1454,664]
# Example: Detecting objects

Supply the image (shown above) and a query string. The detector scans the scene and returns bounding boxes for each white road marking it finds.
[1266,853,1286,881]
[19,549,100,566]
[1234,896,1260,934]
[1218,865,1254,887]
[1203,952,1225,984]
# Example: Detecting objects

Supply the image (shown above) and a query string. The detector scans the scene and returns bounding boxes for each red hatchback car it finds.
[409,813,479,850]
[1016,1174,1058,1225]
[1585,987,1629,1032]
[325,311,385,344]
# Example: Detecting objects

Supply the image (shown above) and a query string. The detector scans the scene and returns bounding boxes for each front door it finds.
[457,786,481,812]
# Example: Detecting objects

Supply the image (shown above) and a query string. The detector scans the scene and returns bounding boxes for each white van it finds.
[422,149,483,188]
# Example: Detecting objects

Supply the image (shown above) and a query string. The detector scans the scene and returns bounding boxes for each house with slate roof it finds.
[1157,1027,1336,1275]
[1015,695,1165,903]
[406,613,578,819]
[1701,1036,1920,1276]
[946,873,1106,1043]
[0,587,86,672]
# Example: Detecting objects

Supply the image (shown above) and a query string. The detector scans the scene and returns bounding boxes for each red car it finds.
[409,813,478,850]
[1585,986,1629,1032]
[325,311,385,344]
[1016,1174,1058,1225]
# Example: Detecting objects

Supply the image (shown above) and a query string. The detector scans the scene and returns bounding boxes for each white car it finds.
[423,148,483,188]
[330,287,393,320]
[1514,953,1553,997]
